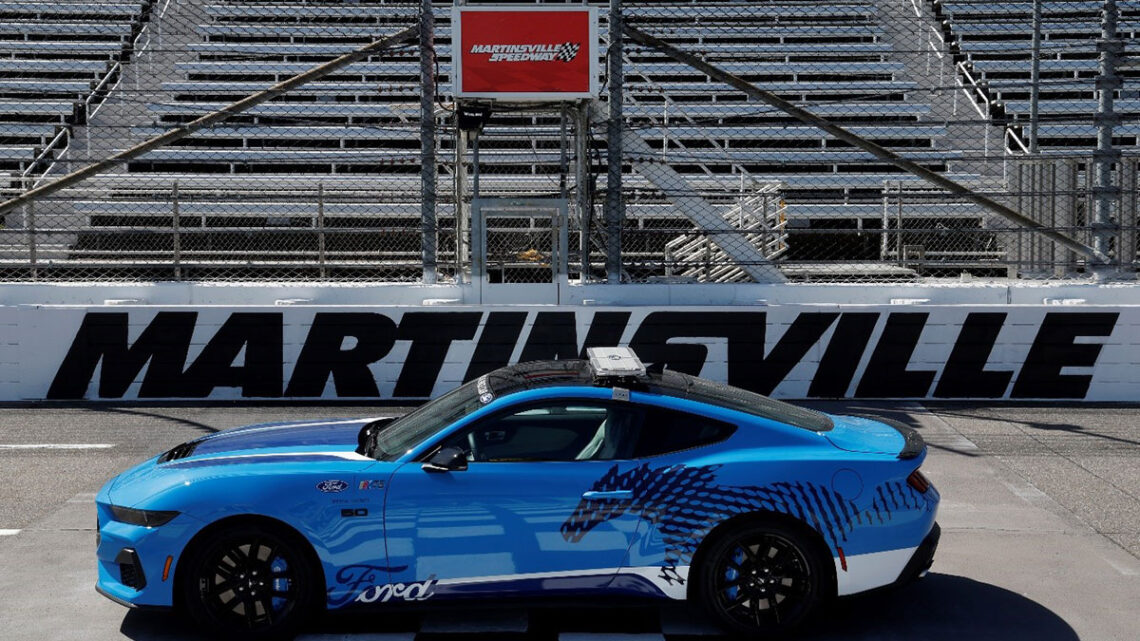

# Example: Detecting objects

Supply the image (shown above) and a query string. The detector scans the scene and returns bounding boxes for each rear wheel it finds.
[695,520,825,638]
[182,525,315,640]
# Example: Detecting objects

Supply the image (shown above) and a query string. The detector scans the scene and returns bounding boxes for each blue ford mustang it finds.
[96,349,940,639]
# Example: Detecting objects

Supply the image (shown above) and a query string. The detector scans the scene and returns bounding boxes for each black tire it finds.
[182,525,316,641]
[695,519,826,638]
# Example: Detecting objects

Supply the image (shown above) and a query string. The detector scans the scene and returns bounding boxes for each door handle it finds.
[581,490,633,500]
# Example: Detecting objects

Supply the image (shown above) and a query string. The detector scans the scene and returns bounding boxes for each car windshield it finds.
[372,378,485,461]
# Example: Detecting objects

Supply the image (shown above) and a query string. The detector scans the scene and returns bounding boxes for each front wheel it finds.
[182,525,316,640]
[695,520,826,638]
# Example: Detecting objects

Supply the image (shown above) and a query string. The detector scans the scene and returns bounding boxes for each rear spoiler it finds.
[876,417,926,459]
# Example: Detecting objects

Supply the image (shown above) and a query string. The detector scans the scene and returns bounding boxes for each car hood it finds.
[107,416,393,496]
[824,414,920,457]
[173,416,382,459]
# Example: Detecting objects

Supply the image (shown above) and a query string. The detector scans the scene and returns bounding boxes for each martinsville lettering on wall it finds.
[44,309,1118,401]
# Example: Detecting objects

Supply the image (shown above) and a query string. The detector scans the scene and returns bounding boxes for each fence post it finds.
[896,182,904,264]
[575,101,591,283]
[317,181,326,279]
[604,0,624,283]
[172,180,181,280]
[420,0,438,284]
[1092,0,1122,270]
[23,176,36,280]
[1125,158,1139,269]
[1029,0,1042,153]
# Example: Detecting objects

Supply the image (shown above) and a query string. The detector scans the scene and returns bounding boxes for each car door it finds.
[382,399,648,600]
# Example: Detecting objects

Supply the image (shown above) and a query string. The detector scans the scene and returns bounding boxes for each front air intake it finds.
[115,548,146,590]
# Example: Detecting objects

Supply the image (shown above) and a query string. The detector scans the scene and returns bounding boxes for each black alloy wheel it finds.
[697,521,824,638]
[184,526,315,640]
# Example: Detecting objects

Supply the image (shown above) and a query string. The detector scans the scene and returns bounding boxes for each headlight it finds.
[109,505,179,527]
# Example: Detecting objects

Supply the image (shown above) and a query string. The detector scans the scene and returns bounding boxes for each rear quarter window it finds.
[633,406,736,458]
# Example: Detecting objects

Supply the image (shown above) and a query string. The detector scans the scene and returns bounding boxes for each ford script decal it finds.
[317,479,349,493]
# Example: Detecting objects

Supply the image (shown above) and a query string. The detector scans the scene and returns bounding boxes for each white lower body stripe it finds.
[834,546,918,595]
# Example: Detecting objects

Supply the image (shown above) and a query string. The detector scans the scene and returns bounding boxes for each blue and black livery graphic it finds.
[561,463,931,580]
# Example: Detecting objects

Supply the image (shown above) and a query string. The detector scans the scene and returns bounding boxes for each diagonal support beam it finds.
[0,25,419,218]
[589,103,786,283]
[624,24,1109,265]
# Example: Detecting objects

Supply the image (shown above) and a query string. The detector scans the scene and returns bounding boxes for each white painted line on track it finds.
[0,529,20,536]
[0,444,115,450]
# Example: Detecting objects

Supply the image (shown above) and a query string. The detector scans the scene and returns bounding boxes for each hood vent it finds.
[158,439,201,463]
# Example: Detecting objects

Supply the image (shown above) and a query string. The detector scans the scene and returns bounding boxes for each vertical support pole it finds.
[455,130,468,283]
[575,101,591,284]
[1125,157,1139,268]
[1093,0,1121,270]
[559,105,569,200]
[172,180,181,280]
[1014,163,1024,277]
[420,0,438,284]
[1057,159,1077,276]
[1029,0,1042,154]
[896,182,903,264]
[470,198,484,303]
[881,184,889,260]
[22,176,36,280]
[604,0,624,283]
[317,181,326,279]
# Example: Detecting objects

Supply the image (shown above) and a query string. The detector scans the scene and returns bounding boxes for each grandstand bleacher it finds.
[0,0,1125,281]
[934,0,1139,153]
[0,0,150,178]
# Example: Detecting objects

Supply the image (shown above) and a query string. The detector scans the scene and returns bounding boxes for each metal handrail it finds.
[1005,127,1031,155]
[955,60,992,120]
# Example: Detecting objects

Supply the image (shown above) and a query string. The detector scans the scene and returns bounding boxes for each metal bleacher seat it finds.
[0,21,136,39]
[623,103,933,121]
[147,101,417,120]
[0,59,113,76]
[0,101,76,123]
[0,40,125,57]
[0,2,143,18]
[131,147,958,167]
[201,2,419,21]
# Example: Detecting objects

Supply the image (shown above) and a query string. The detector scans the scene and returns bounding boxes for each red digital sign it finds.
[454,6,599,100]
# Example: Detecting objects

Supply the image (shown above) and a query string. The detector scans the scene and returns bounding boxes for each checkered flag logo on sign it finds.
[555,42,581,62]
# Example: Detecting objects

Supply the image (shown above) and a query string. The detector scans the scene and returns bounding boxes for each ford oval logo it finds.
[317,479,349,493]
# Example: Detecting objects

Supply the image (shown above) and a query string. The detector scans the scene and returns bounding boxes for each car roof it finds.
[481,360,834,432]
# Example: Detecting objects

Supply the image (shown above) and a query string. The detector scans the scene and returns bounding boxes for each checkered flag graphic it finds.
[555,42,581,62]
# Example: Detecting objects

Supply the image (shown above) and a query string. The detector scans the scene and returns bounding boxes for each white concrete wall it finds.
[3,280,1137,401]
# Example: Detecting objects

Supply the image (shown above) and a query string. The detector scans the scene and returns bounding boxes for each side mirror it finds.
[422,446,469,473]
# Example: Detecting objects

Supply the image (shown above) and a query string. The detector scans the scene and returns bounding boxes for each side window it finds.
[632,406,735,458]
[440,402,639,463]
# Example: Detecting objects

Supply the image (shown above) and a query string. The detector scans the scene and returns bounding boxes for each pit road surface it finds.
[0,402,1137,641]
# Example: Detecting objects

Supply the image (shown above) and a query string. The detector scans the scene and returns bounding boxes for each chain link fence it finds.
[0,0,1133,283]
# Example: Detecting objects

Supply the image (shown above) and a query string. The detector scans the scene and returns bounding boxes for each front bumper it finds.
[95,497,201,609]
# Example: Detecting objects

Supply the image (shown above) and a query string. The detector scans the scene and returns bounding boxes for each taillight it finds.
[907,469,931,493]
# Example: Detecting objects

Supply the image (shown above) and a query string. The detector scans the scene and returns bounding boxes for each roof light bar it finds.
[587,347,647,380]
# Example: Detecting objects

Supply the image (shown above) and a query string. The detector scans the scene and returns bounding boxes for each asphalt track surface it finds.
[0,402,1138,641]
